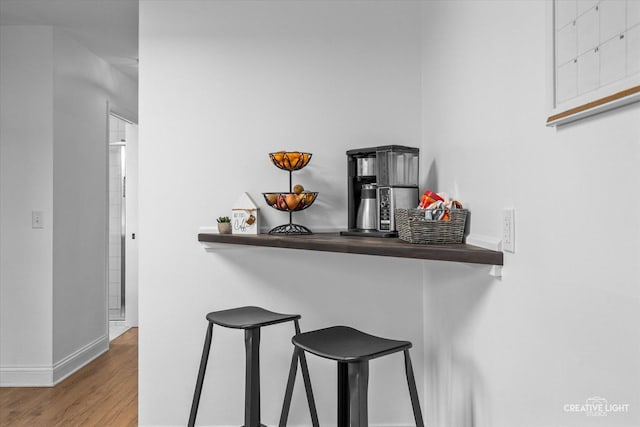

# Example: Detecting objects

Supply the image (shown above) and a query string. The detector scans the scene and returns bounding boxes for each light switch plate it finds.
[32,211,44,229]
[502,208,515,253]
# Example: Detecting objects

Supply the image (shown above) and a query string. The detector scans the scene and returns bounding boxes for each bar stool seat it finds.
[280,326,424,427]
[293,326,412,362]
[206,306,301,329]
[189,306,318,427]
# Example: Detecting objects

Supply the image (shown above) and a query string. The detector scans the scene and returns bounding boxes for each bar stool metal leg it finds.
[348,361,369,427]
[279,321,319,427]
[279,348,299,427]
[403,350,425,427]
[294,320,319,427]
[244,327,261,427]
[338,361,369,427]
[337,362,349,427]
[189,322,214,427]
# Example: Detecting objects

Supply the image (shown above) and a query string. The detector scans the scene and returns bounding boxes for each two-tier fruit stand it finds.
[262,151,318,234]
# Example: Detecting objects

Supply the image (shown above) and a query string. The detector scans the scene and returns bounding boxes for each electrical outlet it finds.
[502,208,515,253]
[32,211,44,229]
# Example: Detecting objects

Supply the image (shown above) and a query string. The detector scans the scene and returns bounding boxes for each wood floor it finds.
[0,328,138,426]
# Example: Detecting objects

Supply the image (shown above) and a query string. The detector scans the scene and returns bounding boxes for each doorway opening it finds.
[108,112,138,341]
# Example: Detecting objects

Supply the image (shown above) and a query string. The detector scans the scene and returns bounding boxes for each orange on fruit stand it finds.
[268,151,312,171]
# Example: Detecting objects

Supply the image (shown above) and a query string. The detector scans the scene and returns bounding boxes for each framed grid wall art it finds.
[548,0,640,126]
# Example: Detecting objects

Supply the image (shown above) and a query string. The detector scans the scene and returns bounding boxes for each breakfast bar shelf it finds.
[198,232,503,266]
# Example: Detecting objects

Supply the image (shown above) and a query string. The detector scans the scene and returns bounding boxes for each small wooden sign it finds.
[232,193,259,235]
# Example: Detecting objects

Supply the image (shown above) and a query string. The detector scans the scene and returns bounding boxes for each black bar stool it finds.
[189,306,319,427]
[280,326,424,427]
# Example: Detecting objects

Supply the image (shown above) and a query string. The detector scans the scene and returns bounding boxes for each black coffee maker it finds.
[341,145,419,237]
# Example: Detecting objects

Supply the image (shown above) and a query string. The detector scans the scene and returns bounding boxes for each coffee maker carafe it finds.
[356,184,377,230]
[341,145,419,237]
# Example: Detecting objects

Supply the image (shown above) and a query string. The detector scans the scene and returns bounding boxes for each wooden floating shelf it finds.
[198,232,503,266]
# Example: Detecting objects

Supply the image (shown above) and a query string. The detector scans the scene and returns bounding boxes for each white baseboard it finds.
[53,334,109,384]
[0,366,54,387]
[0,334,108,387]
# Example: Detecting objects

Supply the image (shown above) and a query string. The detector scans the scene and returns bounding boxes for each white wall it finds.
[139,1,423,425]
[140,1,639,425]
[0,26,54,385]
[0,25,138,386]
[52,29,137,372]
[421,1,640,427]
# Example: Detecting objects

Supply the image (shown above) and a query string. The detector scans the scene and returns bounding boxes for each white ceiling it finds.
[0,0,138,81]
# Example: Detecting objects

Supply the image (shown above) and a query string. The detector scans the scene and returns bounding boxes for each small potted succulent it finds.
[216,216,232,234]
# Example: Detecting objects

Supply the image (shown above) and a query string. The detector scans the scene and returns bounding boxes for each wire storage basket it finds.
[395,208,468,244]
